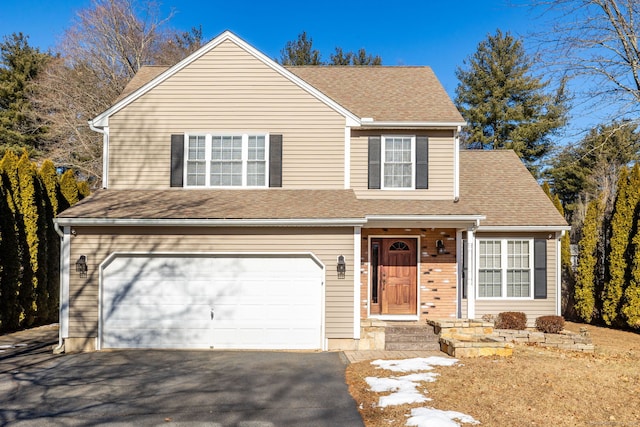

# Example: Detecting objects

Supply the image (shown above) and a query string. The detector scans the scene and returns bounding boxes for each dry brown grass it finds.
[346,322,640,426]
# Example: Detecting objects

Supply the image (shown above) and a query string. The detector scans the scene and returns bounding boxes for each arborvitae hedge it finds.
[0,152,86,332]
[575,197,602,322]
[622,218,640,327]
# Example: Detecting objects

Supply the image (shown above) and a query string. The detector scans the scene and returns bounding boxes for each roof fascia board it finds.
[54,217,367,227]
[90,30,360,128]
[477,225,571,232]
[359,121,467,128]
[366,214,485,222]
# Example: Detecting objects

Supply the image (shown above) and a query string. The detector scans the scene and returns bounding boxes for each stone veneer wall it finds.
[492,328,594,352]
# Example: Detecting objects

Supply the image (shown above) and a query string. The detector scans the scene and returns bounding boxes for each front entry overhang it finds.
[364,214,485,230]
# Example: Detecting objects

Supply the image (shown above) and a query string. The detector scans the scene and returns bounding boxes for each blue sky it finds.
[2,0,601,143]
[2,0,539,96]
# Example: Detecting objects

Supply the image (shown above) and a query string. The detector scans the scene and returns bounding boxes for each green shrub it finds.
[495,312,527,330]
[535,315,565,334]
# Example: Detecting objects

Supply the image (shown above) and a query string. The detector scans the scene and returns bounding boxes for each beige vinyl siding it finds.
[66,226,355,339]
[465,232,558,326]
[350,129,455,199]
[108,39,346,189]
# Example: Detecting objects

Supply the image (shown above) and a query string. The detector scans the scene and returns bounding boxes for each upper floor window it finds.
[368,135,428,190]
[383,136,414,189]
[185,134,268,187]
[478,239,533,299]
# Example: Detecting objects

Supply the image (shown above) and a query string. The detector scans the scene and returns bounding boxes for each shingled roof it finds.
[288,66,464,123]
[58,151,567,228]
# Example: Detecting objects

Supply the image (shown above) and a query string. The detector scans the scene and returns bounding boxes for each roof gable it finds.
[91,31,360,128]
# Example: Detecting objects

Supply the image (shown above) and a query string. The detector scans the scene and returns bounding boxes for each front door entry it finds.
[370,238,417,315]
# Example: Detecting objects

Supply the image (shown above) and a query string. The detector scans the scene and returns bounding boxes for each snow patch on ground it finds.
[371,356,459,372]
[366,357,480,426]
[407,407,480,427]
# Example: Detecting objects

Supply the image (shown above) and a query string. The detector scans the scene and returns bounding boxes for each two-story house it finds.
[54,31,569,352]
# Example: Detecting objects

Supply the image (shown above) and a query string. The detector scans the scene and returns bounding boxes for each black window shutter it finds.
[534,239,547,299]
[462,239,468,299]
[416,136,429,189]
[269,134,283,188]
[368,136,381,189]
[170,134,184,187]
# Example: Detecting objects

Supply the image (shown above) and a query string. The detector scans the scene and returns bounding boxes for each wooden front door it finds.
[370,238,417,315]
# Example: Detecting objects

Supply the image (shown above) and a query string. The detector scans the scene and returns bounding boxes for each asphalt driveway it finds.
[0,327,363,426]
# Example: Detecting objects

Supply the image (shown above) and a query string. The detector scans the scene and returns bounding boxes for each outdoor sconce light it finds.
[76,255,88,278]
[436,240,446,255]
[337,255,346,279]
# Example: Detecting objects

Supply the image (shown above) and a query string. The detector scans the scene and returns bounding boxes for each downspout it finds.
[88,120,108,189]
[53,221,65,354]
[453,126,461,202]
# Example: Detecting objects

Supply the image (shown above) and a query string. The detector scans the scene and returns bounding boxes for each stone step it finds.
[385,341,441,351]
[384,324,441,351]
[385,333,438,343]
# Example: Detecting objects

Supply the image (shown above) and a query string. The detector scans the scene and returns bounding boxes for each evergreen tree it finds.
[0,181,20,331]
[546,122,640,215]
[602,165,640,325]
[59,169,80,206]
[279,32,322,65]
[39,160,61,216]
[455,29,567,174]
[575,196,602,322]
[623,212,640,328]
[0,33,50,152]
[16,153,42,325]
[0,150,30,327]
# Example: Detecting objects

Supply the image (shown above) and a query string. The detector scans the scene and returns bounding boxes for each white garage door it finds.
[101,254,323,350]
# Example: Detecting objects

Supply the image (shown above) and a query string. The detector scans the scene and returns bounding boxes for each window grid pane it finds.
[186,136,206,186]
[211,135,243,186]
[479,240,502,297]
[507,240,530,297]
[383,137,412,188]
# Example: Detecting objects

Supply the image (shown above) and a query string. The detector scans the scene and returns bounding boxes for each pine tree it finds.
[279,32,322,65]
[575,196,602,322]
[455,29,567,174]
[0,33,50,151]
[602,166,640,325]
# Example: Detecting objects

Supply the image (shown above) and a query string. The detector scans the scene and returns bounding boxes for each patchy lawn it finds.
[346,322,640,426]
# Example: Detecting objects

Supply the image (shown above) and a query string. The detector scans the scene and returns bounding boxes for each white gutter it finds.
[88,121,108,189]
[366,214,485,222]
[477,225,571,232]
[54,217,368,227]
[359,121,467,128]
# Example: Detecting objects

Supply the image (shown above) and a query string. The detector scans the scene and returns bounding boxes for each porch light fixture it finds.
[76,255,88,278]
[337,255,346,279]
[436,240,447,255]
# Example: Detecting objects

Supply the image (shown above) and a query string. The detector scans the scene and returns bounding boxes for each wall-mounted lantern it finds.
[337,255,346,279]
[76,255,88,278]
[436,240,446,255]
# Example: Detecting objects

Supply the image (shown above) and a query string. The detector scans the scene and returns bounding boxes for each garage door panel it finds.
[102,255,322,350]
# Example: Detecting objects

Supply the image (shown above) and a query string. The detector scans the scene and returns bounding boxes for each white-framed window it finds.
[382,135,415,189]
[185,133,268,187]
[477,239,533,299]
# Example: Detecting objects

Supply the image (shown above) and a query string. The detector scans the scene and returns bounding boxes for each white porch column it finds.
[466,226,476,319]
[353,226,361,339]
